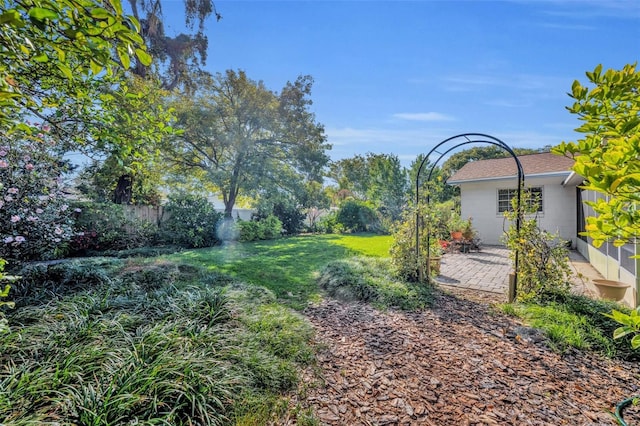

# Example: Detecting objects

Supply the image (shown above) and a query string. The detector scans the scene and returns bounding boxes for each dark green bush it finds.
[272,201,305,235]
[315,211,343,234]
[238,215,282,242]
[336,200,379,232]
[159,194,222,248]
[71,201,157,253]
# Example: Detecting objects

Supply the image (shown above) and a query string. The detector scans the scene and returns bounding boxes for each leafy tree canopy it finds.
[553,63,640,248]
[166,70,330,217]
[1,0,173,171]
[329,153,407,219]
[126,0,221,91]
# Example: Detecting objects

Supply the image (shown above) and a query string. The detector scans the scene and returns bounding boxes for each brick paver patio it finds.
[435,245,604,296]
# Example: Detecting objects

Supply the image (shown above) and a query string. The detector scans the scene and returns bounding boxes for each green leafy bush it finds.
[238,215,282,242]
[71,201,157,253]
[315,211,343,234]
[389,206,442,282]
[336,200,379,232]
[257,200,305,235]
[318,256,433,310]
[502,192,572,301]
[159,193,222,248]
[1,130,76,262]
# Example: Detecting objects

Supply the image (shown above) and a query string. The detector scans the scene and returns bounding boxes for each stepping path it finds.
[436,246,511,294]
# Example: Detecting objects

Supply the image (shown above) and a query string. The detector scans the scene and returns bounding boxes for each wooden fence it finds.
[123,205,255,227]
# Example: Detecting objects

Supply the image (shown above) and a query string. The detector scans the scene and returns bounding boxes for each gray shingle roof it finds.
[447,152,575,183]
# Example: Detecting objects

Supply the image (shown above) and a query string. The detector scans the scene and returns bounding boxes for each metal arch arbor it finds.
[415,133,524,301]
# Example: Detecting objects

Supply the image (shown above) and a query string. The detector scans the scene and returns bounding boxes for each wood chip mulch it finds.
[295,287,640,426]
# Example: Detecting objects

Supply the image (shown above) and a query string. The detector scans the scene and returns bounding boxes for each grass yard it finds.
[166,233,393,309]
[1,233,398,425]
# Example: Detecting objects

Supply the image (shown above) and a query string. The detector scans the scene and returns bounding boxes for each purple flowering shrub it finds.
[0,127,75,261]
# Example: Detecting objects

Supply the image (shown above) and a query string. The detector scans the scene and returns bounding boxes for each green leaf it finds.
[56,63,73,79]
[631,335,640,350]
[90,8,111,20]
[33,52,48,62]
[0,9,21,25]
[28,7,58,21]
[0,285,10,298]
[613,326,633,340]
[135,48,152,66]
[117,47,130,69]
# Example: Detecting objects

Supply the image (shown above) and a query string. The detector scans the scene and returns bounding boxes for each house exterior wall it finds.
[576,189,639,307]
[458,175,577,246]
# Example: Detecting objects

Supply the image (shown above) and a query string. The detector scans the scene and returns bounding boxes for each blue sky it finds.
[161,0,639,167]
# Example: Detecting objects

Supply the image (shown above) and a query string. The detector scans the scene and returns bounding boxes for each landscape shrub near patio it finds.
[1,258,315,425]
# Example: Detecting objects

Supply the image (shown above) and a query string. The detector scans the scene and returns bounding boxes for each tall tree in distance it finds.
[166,70,330,217]
[127,0,221,91]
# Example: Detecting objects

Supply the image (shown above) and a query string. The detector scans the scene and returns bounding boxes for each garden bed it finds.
[299,288,640,425]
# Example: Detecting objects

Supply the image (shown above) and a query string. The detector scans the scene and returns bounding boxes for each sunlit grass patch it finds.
[166,233,393,309]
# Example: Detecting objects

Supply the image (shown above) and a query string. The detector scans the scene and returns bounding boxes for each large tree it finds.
[553,63,640,247]
[126,0,220,91]
[167,70,330,217]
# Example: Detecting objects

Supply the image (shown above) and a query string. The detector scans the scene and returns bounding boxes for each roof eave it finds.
[448,171,572,185]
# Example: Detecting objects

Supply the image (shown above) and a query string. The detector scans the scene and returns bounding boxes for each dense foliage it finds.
[389,205,444,282]
[502,192,572,302]
[553,63,640,247]
[166,70,330,218]
[335,200,379,232]
[70,201,157,253]
[238,215,282,242]
[0,129,75,261]
[160,193,223,248]
[329,153,407,222]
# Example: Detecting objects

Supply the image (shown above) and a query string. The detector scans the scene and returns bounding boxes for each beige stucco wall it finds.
[458,174,577,246]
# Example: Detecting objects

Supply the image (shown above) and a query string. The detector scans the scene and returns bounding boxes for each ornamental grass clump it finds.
[318,256,433,310]
[1,258,315,425]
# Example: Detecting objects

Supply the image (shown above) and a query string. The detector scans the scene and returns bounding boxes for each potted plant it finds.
[462,217,476,241]
[427,241,444,275]
[448,215,467,241]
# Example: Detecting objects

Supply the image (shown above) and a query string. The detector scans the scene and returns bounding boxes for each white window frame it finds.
[497,187,543,214]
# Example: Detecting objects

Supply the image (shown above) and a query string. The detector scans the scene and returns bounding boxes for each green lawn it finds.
[167,233,393,309]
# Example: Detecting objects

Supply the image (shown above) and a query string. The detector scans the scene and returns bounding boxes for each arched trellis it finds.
[415,133,524,301]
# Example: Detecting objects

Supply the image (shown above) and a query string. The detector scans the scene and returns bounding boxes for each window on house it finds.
[497,187,543,213]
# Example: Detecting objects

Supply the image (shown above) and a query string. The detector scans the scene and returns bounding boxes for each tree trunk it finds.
[113,174,133,204]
